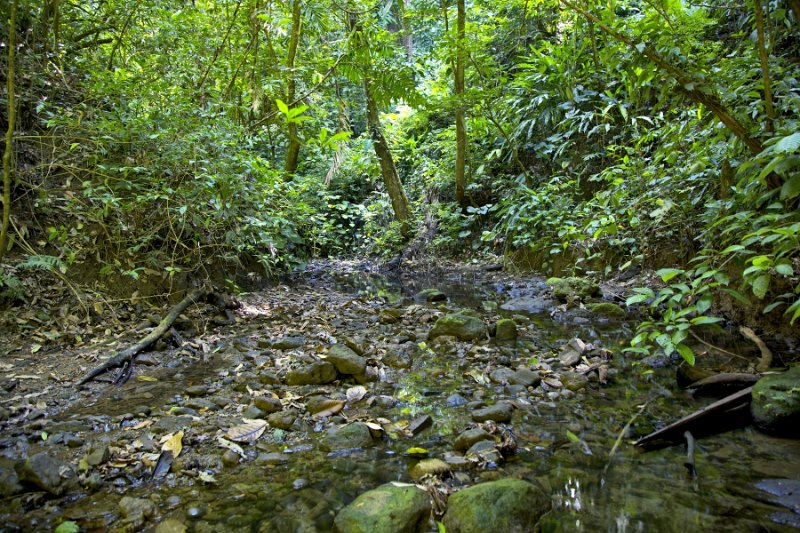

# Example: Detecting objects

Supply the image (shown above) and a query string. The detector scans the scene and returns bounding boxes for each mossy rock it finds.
[751,366,800,436]
[428,312,487,341]
[442,478,550,533]
[494,319,517,341]
[333,483,432,533]
[545,277,601,301]
[585,302,626,318]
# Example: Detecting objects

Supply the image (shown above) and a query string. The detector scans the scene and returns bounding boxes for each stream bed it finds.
[1,261,799,532]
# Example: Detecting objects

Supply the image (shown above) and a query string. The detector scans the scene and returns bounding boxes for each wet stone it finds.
[17,452,76,496]
[253,395,282,414]
[561,371,589,391]
[119,496,157,520]
[321,423,375,451]
[186,398,219,411]
[490,367,516,384]
[257,452,290,466]
[333,483,432,533]
[454,428,494,452]
[466,440,501,463]
[86,443,110,466]
[0,463,22,496]
[285,361,337,385]
[243,405,265,419]
[416,288,447,303]
[155,518,187,533]
[268,410,297,430]
[494,319,517,342]
[471,402,514,423]
[428,312,488,341]
[325,344,367,375]
[185,385,208,397]
[509,368,540,387]
[408,414,433,436]
[272,336,306,350]
[410,458,450,480]
[447,394,469,408]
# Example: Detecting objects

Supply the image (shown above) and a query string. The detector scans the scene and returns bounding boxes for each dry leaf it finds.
[225,419,267,443]
[125,420,154,431]
[346,386,368,403]
[216,437,246,458]
[137,375,158,382]
[160,430,184,457]
[310,400,344,419]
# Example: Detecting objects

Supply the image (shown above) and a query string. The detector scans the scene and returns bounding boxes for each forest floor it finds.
[0,259,798,532]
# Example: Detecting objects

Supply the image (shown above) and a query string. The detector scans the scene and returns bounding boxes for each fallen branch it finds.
[604,399,650,473]
[684,431,697,479]
[687,372,759,392]
[635,386,753,447]
[739,326,773,372]
[77,286,212,387]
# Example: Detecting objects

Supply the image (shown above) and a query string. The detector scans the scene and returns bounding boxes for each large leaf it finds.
[774,131,800,153]
[225,419,268,443]
[751,274,770,299]
[160,430,183,458]
[780,175,800,201]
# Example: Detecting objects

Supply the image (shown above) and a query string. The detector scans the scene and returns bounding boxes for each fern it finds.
[18,255,67,274]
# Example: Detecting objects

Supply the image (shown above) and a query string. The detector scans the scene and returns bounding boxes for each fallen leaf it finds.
[225,419,267,443]
[310,400,344,418]
[160,430,184,457]
[137,375,158,382]
[346,385,368,403]
[125,420,154,431]
[198,470,217,484]
[31,344,42,354]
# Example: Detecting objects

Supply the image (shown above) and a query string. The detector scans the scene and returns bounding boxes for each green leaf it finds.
[656,268,683,282]
[762,301,785,313]
[780,175,800,200]
[566,430,581,443]
[626,294,650,305]
[275,99,289,115]
[690,316,723,325]
[720,244,746,254]
[752,274,770,299]
[675,343,695,366]
[774,131,800,153]
[55,521,80,533]
[774,261,794,276]
[722,288,751,306]
[695,295,712,314]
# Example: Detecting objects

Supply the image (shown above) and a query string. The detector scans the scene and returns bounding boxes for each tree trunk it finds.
[284,0,303,179]
[454,0,467,210]
[1,0,18,260]
[753,0,774,133]
[363,78,412,237]
[401,0,413,62]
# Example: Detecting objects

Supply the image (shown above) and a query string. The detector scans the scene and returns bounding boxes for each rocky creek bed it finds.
[1,260,799,532]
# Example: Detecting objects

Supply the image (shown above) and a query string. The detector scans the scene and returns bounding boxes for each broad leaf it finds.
[225,419,268,443]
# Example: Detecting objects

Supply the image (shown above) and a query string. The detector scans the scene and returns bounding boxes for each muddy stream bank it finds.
[1,260,799,532]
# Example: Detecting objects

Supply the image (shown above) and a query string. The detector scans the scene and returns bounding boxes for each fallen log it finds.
[77,286,212,387]
[739,326,773,372]
[634,385,754,447]
[687,372,760,395]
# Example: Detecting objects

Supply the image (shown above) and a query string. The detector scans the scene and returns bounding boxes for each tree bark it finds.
[363,78,412,237]
[1,0,18,260]
[284,0,303,179]
[401,0,413,62]
[454,0,467,210]
[753,0,775,133]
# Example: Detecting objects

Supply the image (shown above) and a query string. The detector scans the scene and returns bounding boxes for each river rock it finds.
[454,428,493,452]
[119,496,157,523]
[494,319,517,342]
[586,302,626,318]
[560,371,589,391]
[326,344,367,375]
[272,336,306,350]
[442,478,551,533]
[410,458,450,480]
[466,440,501,463]
[447,394,469,407]
[559,338,586,367]
[0,463,22,496]
[86,443,110,466]
[416,289,447,303]
[333,483,432,533]
[428,312,487,342]
[509,368,540,387]
[185,385,208,397]
[471,402,513,423]
[17,452,76,496]
[408,414,433,435]
[546,277,601,301]
[285,361,337,385]
[253,395,282,414]
[321,423,375,451]
[500,296,553,314]
[155,518,187,533]
[267,410,297,430]
[751,367,800,436]
[490,367,516,384]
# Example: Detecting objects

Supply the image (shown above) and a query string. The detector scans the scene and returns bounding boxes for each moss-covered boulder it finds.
[333,483,432,533]
[545,277,601,301]
[321,423,375,451]
[751,367,800,436]
[494,319,517,342]
[442,478,550,533]
[585,302,626,318]
[428,312,487,341]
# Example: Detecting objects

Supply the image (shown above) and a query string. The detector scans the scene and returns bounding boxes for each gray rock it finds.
[326,344,367,375]
[500,296,553,314]
[471,402,514,423]
[86,444,110,466]
[119,495,158,520]
[272,336,306,350]
[259,371,281,385]
[253,395,282,414]
[17,452,76,495]
[561,371,589,391]
[466,440,501,463]
[443,478,551,533]
[243,405,265,419]
[383,348,413,369]
[408,415,433,435]
[321,423,375,451]
[494,319,517,342]
[268,410,297,430]
[447,394,469,407]
[454,428,493,452]
[285,361,337,385]
[257,452,290,466]
[185,385,208,397]
[155,518,187,533]
[186,398,219,411]
[546,277,601,301]
[490,367,516,384]
[416,289,447,303]
[333,483,432,533]
[153,415,194,432]
[429,312,487,342]
[0,463,22,496]
[751,367,800,436]
[509,368,540,387]
[559,338,586,367]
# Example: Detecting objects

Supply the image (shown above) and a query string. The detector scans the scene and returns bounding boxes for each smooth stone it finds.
[408,414,433,435]
[509,368,540,387]
[0,463,23,496]
[259,371,281,385]
[272,336,306,350]
[152,415,194,432]
[326,344,367,375]
[86,443,110,466]
[559,338,586,367]
[185,385,208,397]
[560,371,589,391]
[257,452,290,466]
[17,452,76,496]
[155,518,187,533]
[751,367,800,436]
[466,440,501,463]
[500,296,553,314]
[222,449,240,467]
[454,428,493,452]
[243,405,265,419]
[410,458,450,480]
[333,483,432,533]
[442,478,551,533]
[447,394,469,408]
[321,423,375,451]
[490,367,516,384]
[546,277,601,301]
[119,496,157,520]
[186,398,219,411]
[268,410,297,430]
[253,395,282,414]
[471,402,513,423]
[428,312,487,342]
[285,361,337,385]
[416,289,447,303]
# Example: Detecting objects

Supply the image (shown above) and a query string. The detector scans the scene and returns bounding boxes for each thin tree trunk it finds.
[107,0,142,71]
[753,0,774,133]
[363,78,412,237]
[1,0,18,260]
[454,0,467,210]
[401,0,413,62]
[197,0,243,93]
[284,0,303,179]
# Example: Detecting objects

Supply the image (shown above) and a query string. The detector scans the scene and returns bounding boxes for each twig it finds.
[688,330,749,361]
[739,326,773,372]
[604,400,650,473]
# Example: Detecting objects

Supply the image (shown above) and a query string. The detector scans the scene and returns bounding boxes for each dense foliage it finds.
[1,0,799,357]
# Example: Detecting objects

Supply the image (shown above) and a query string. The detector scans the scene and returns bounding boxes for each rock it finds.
[243,405,265,419]
[326,344,367,375]
[185,385,208,397]
[257,452,290,466]
[560,371,589,391]
[442,478,551,533]
[465,440,501,463]
[86,443,110,466]
[559,338,586,367]
[152,415,194,432]
[272,336,306,350]
[454,428,493,452]
[410,458,450,480]
[0,463,22,496]
[119,496,157,521]
[333,483,432,533]
[499,296,553,314]
[429,312,487,342]
[259,371,281,385]
[186,398,219,411]
[751,367,800,436]
[546,277,601,301]
[586,302,626,318]
[380,308,404,324]
[471,402,513,423]
[509,368,540,387]
[383,345,415,369]
[155,518,187,533]
[253,395,282,414]
[447,394,469,408]
[490,367,516,384]
[285,361,337,385]
[407,415,433,435]
[321,423,375,451]
[416,289,447,303]
[17,452,76,496]
[494,319,517,342]
[222,449,240,467]
[268,410,297,430]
